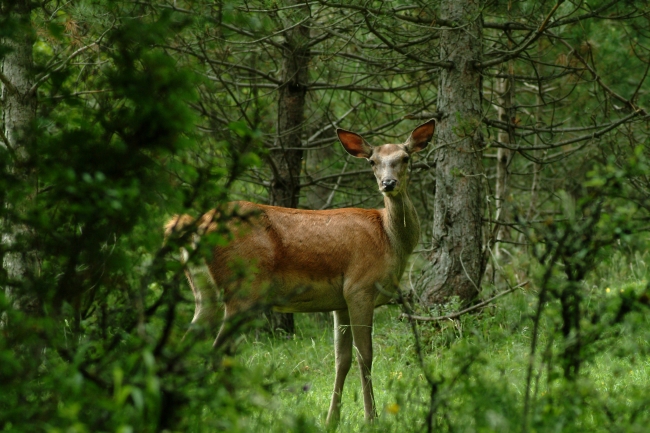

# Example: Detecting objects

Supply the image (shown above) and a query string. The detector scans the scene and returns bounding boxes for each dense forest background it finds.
[2,1,650,432]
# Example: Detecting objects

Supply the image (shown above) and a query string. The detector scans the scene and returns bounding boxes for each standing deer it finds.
[165,120,435,425]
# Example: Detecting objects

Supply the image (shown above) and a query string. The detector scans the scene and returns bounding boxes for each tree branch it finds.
[400,281,529,322]
[477,0,564,69]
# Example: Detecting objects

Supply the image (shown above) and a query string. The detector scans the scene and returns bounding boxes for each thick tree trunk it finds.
[1,0,37,316]
[267,1,310,335]
[421,0,483,306]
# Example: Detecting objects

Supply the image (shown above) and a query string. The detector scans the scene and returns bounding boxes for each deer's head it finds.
[337,120,435,196]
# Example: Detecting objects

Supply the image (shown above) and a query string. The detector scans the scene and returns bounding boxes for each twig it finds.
[400,281,529,322]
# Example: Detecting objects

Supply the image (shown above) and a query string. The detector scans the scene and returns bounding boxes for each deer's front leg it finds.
[348,297,376,421]
[326,309,353,427]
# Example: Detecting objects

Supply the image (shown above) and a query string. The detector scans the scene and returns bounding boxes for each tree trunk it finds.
[267,1,310,335]
[1,0,37,317]
[421,0,483,306]
[494,74,514,259]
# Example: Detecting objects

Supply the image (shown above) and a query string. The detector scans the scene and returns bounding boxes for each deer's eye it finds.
[369,160,376,167]
[403,156,410,163]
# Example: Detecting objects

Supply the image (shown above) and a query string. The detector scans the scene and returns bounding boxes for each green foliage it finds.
[2,1,650,432]
[0,5,265,432]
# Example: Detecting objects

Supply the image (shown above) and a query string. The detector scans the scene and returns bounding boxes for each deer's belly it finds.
[269,274,347,313]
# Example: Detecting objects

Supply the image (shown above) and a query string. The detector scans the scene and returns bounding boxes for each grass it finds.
[232,306,425,432]
[184,249,650,432]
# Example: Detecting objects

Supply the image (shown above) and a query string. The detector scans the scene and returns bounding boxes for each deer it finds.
[165,119,435,425]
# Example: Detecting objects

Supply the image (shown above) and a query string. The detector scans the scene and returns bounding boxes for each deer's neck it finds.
[382,192,421,260]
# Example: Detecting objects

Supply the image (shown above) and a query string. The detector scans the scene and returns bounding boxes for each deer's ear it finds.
[405,119,435,153]
[337,129,373,158]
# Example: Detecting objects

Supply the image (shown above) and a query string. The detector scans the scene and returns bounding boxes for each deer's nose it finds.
[382,179,397,191]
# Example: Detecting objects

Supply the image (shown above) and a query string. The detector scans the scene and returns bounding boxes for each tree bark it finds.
[421,0,484,306]
[267,1,310,335]
[1,0,37,316]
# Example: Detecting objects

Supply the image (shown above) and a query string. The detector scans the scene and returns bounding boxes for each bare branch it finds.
[362,12,452,69]
[477,0,564,69]
[558,38,648,116]
[400,282,529,322]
